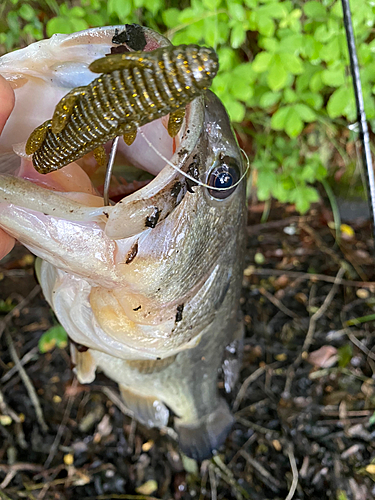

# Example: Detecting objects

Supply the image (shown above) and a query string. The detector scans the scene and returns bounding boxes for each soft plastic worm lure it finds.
[26,44,219,174]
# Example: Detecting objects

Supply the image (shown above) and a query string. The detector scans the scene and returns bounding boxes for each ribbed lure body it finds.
[26,44,219,173]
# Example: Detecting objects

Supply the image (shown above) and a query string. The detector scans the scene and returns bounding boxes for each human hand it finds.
[0,75,16,260]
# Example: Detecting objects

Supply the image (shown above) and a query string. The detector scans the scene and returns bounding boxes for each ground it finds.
[0,200,374,500]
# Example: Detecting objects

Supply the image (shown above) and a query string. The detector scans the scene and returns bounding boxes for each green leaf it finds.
[303,1,327,19]
[69,6,85,17]
[221,96,246,122]
[203,0,222,10]
[314,24,333,43]
[271,106,290,130]
[294,186,319,213]
[293,103,316,122]
[258,3,288,19]
[252,52,273,73]
[260,91,281,108]
[338,344,353,368]
[320,38,340,63]
[18,4,35,21]
[244,0,257,7]
[257,15,275,36]
[301,92,323,110]
[267,56,288,91]
[327,86,353,118]
[230,77,254,102]
[279,53,303,75]
[230,21,246,48]
[260,37,279,53]
[163,8,180,27]
[310,72,323,92]
[0,299,15,313]
[228,3,245,21]
[108,0,132,20]
[256,169,277,200]
[283,88,297,103]
[69,18,89,32]
[46,17,72,36]
[285,107,303,137]
[39,325,68,353]
[321,68,345,87]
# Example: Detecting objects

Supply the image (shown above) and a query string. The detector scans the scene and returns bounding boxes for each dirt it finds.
[0,201,375,500]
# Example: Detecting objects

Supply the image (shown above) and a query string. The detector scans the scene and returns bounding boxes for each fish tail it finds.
[175,399,234,462]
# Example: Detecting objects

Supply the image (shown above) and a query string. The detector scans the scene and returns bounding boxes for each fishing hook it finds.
[341,0,375,239]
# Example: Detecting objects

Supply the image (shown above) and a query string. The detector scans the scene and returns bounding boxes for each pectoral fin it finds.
[119,385,170,428]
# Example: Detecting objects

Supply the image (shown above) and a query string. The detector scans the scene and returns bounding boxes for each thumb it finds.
[0,75,15,135]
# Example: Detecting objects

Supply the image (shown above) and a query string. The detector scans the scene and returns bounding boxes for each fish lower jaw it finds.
[39,260,204,362]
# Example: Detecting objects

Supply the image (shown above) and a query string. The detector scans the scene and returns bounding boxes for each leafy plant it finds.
[1,0,374,213]
[39,325,68,353]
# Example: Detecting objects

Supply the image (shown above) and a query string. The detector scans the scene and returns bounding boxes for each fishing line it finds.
[102,117,250,204]
[138,127,250,191]
[341,0,375,239]
[103,135,119,206]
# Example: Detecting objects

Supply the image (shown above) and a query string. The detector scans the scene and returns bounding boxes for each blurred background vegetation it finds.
[0,0,373,215]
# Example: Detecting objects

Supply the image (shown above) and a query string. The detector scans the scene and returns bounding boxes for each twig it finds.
[1,346,38,383]
[284,267,345,396]
[300,267,345,356]
[101,386,134,418]
[244,267,375,288]
[0,389,22,424]
[211,456,249,500]
[0,463,43,489]
[208,465,217,500]
[0,285,41,340]
[232,366,266,412]
[246,215,313,234]
[259,287,300,320]
[236,417,281,438]
[0,389,27,449]
[44,377,78,469]
[5,330,48,432]
[198,465,208,500]
[240,450,283,493]
[285,445,298,500]
[346,330,375,361]
[0,490,12,500]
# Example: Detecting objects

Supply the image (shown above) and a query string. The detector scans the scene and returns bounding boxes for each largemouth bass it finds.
[0,25,246,460]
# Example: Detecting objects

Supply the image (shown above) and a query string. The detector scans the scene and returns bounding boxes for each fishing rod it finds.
[341,0,375,239]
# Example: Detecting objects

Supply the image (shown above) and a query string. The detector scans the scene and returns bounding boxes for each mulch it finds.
[0,200,374,500]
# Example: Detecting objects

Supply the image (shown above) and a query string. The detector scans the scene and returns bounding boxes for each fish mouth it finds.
[0,25,205,240]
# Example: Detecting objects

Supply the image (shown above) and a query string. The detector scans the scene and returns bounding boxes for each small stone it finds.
[0,415,12,426]
[356,288,369,299]
[64,453,74,466]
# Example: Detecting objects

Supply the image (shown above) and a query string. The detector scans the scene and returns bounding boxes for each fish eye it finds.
[207,156,241,200]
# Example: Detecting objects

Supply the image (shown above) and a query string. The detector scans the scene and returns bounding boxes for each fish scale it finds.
[27,44,219,173]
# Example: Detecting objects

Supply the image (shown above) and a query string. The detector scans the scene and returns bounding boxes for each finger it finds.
[0,75,15,135]
[0,228,15,261]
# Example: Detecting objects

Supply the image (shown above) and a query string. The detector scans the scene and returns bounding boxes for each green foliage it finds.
[0,298,15,313]
[1,0,374,212]
[337,343,353,369]
[38,325,68,353]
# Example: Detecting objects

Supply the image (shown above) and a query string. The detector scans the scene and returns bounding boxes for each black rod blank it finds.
[341,0,375,238]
